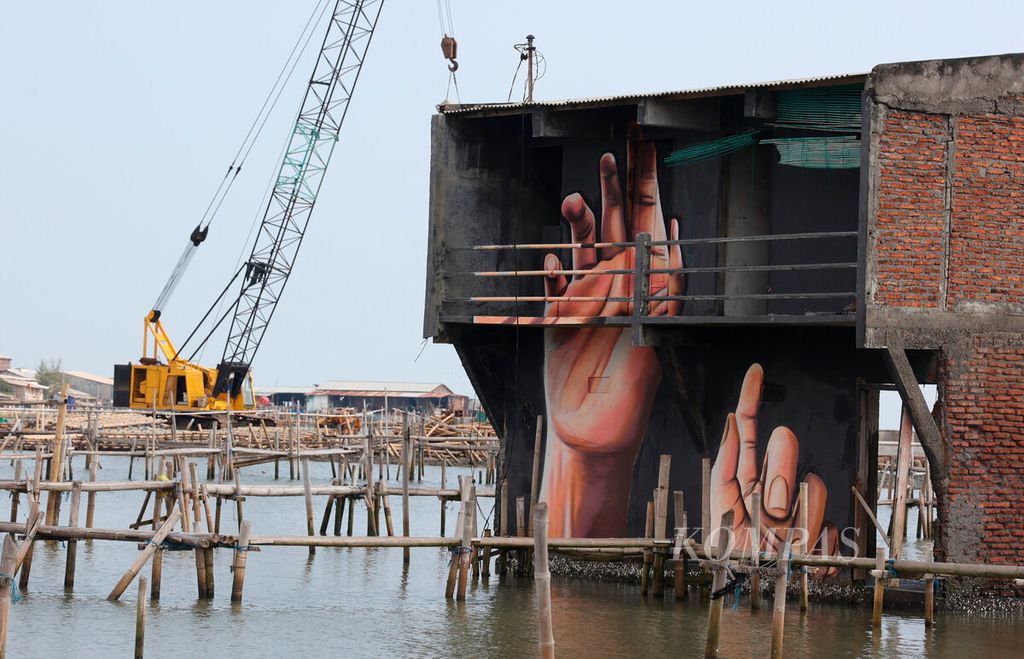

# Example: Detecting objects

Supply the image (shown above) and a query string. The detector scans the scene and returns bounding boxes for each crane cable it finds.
[197,0,333,233]
[437,0,461,103]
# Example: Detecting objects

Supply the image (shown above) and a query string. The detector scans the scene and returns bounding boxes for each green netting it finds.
[774,85,862,132]
[663,130,759,167]
[760,136,861,169]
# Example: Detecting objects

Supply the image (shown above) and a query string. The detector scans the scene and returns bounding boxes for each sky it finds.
[0,0,1017,428]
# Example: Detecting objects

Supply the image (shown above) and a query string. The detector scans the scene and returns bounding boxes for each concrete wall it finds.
[864,53,1024,573]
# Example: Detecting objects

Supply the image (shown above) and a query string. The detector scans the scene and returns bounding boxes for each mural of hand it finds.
[711,364,839,569]
[541,140,684,537]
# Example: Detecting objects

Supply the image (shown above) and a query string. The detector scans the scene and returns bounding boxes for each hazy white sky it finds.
[1,1,1017,427]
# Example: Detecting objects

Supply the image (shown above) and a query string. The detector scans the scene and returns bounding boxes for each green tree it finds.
[36,358,63,398]
[0,379,11,396]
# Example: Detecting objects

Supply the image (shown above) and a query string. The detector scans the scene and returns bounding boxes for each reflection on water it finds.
[2,458,1021,657]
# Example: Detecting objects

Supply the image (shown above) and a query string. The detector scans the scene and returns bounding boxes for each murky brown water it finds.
[2,458,1021,657]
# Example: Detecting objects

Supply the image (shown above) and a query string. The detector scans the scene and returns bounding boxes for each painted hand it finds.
[541,139,684,537]
[543,142,685,452]
[711,364,839,573]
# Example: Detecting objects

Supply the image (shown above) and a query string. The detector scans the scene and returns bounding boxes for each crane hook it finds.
[441,35,458,73]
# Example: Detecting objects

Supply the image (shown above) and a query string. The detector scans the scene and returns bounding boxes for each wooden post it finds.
[346,496,355,537]
[135,576,147,659]
[750,491,762,611]
[231,520,253,603]
[380,482,395,536]
[534,502,555,659]
[204,546,215,598]
[653,455,671,598]
[86,455,99,529]
[63,482,82,590]
[302,459,315,555]
[641,500,654,596]
[44,383,70,525]
[456,480,473,601]
[701,458,711,545]
[891,408,914,565]
[233,468,245,529]
[8,462,20,523]
[469,483,480,584]
[924,577,935,628]
[770,539,792,659]
[445,477,466,599]
[0,535,15,655]
[16,502,40,591]
[150,476,164,601]
[194,542,209,599]
[516,496,526,576]
[402,417,411,566]
[498,478,509,576]
[482,528,492,579]
[528,416,543,537]
[872,546,886,627]
[673,490,687,601]
[704,510,734,659]
[107,509,181,601]
[799,481,809,612]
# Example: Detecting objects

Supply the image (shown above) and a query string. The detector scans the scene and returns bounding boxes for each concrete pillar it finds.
[723,145,771,316]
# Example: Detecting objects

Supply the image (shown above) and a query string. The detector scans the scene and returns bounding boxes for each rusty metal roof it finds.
[438,71,866,117]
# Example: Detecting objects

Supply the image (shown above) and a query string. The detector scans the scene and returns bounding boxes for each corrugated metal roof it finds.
[438,72,866,116]
[310,381,455,397]
[254,386,314,396]
[63,371,114,386]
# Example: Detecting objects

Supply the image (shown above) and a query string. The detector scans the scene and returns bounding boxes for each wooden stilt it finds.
[401,419,411,566]
[750,492,762,611]
[704,511,734,659]
[456,481,472,601]
[516,496,526,576]
[135,576,147,659]
[799,482,809,612]
[534,502,555,659]
[924,576,935,627]
[333,495,345,536]
[381,482,395,537]
[653,455,671,598]
[44,384,70,525]
[107,510,181,601]
[63,482,82,590]
[230,520,253,602]
[673,490,688,601]
[302,459,315,555]
[346,496,355,537]
[8,462,20,523]
[204,546,215,598]
[0,535,16,655]
[482,528,492,579]
[641,500,654,596]
[872,547,886,627]
[770,540,792,659]
[150,479,163,601]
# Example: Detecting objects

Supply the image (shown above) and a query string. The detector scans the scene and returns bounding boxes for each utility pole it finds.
[525,34,536,103]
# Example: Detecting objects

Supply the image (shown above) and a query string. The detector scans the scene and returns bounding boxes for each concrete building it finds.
[61,371,113,405]
[306,381,468,414]
[424,53,1024,583]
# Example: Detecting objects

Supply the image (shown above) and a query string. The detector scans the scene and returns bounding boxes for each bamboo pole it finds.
[704,511,734,659]
[750,492,761,611]
[872,547,886,627]
[456,479,472,601]
[231,520,253,603]
[769,540,792,659]
[653,455,671,598]
[673,490,687,601]
[401,418,411,566]
[641,501,654,596]
[85,456,99,530]
[799,482,809,612]
[43,384,69,525]
[528,416,543,537]
[302,459,315,556]
[445,477,465,599]
[0,535,15,656]
[924,577,935,627]
[150,471,164,601]
[891,408,914,565]
[135,576,147,659]
[63,482,82,590]
[107,509,181,601]
[15,502,40,590]
[701,458,711,544]
[8,462,20,524]
[534,502,555,659]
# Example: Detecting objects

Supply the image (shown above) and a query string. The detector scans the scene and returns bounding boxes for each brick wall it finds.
[948,114,1024,311]
[873,110,947,307]
[872,99,1024,575]
[939,334,1024,567]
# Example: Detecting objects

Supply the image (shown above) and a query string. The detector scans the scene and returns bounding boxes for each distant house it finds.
[61,371,114,405]
[254,386,313,410]
[306,381,468,414]
[0,372,46,403]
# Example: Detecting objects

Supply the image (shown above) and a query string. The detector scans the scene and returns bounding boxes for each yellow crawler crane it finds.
[113,0,384,414]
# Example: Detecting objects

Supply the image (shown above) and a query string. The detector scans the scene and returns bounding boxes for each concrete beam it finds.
[637,98,719,130]
[531,109,611,140]
[882,338,946,474]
